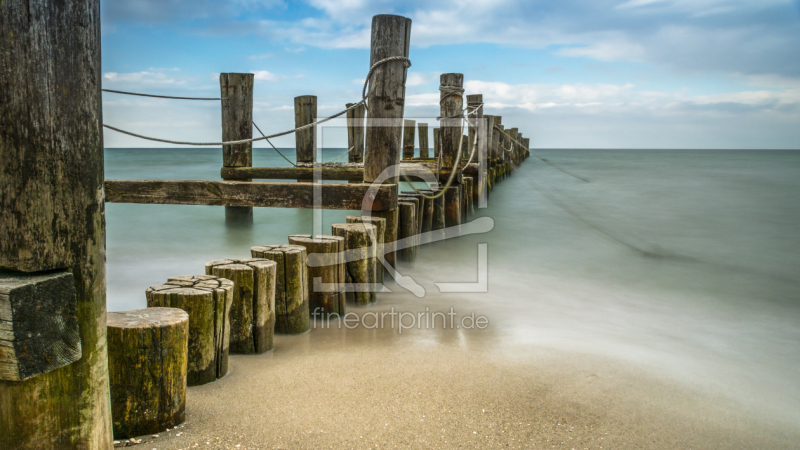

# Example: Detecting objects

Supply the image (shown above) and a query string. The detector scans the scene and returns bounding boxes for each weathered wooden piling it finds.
[434,128,441,158]
[483,114,494,200]
[295,95,317,166]
[418,123,430,159]
[439,73,464,227]
[220,73,255,225]
[204,259,277,353]
[346,216,387,287]
[403,119,416,160]
[250,245,311,334]
[331,224,378,305]
[463,177,475,216]
[0,0,113,445]
[363,14,412,274]
[399,192,424,239]
[287,235,346,318]
[397,195,420,260]
[146,276,233,386]
[346,102,366,163]
[107,308,188,439]
[396,202,417,264]
[425,189,446,239]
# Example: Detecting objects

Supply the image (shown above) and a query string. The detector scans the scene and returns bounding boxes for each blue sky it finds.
[100,0,800,149]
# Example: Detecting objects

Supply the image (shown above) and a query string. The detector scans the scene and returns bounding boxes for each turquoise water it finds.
[105,148,800,424]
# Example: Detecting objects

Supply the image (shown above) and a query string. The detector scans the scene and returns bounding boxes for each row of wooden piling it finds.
[0,9,530,448]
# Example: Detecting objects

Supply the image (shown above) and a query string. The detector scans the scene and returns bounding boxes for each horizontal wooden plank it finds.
[105,180,397,211]
[221,163,479,182]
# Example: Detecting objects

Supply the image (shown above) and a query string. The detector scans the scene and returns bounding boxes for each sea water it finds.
[105,148,800,424]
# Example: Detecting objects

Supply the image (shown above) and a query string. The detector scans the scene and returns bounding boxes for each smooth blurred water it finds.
[105,148,800,425]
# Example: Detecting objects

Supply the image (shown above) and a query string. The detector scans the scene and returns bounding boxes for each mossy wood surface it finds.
[287,235,346,318]
[205,259,277,354]
[107,308,188,439]
[250,245,311,334]
[146,276,232,386]
[331,224,378,305]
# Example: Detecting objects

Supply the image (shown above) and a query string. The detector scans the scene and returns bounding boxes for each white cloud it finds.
[407,72,442,86]
[251,70,281,81]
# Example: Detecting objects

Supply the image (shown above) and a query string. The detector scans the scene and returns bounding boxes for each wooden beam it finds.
[221,163,480,181]
[105,180,397,211]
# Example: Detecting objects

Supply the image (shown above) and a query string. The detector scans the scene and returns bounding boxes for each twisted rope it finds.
[102,89,225,101]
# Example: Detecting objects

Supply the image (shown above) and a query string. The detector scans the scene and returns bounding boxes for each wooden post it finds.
[287,235,346,319]
[220,73,255,225]
[295,95,317,165]
[204,259,277,354]
[403,119,416,160]
[491,116,502,166]
[418,123,429,159]
[482,114,494,203]
[250,245,311,334]
[397,195,420,260]
[433,128,441,158]
[346,102,366,163]
[346,216,386,288]
[0,0,113,446]
[331,224,378,305]
[107,308,188,439]
[363,15,412,275]
[396,202,416,265]
[146,276,233,386]
[509,128,519,170]
[440,73,464,227]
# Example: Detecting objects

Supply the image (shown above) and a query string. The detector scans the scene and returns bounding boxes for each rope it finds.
[327,146,356,163]
[104,56,411,146]
[102,89,225,101]
[253,122,296,167]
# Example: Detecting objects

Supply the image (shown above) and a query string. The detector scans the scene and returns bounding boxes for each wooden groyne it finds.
[1,8,530,448]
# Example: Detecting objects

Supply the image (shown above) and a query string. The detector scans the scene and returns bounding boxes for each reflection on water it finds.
[106,148,800,426]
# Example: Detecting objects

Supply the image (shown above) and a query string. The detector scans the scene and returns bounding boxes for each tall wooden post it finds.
[363,14,412,273]
[0,0,113,447]
[402,119,416,160]
[220,73,255,225]
[509,128,519,171]
[440,73,464,227]
[295,95,317,165]
[483,114,494,203]
[418,123,429,159]
[346,102,366,163]
[491,116,502,163]
[433,128,441,158]
[467,95,484,207]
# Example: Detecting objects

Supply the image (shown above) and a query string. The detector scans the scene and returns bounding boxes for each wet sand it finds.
[138,293,800,450]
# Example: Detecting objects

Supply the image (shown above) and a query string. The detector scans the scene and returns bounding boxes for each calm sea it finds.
[105,148,800,423]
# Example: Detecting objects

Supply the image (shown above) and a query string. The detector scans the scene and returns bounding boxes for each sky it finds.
[100,0,800,149]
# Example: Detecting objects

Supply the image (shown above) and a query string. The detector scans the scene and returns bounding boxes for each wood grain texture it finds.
[364,14,412,184]
[294,96,317,164]
[346,216,386,287]
[205,259,277,354]
[418,123,429,159]
[107,308,188,439]
[287,235,346,318]
[220,73,255,223]
[346,103,366,163]
[433,128,440,159]
[0,271,81,381]
[467,95,483,161]
[250,246,310,334]
[444,186,462,228]
[402,119,416,160]
[491,116,503,162]
[105,180,397,212]
[331,224,377,305]
[439,74,464,183]
[146,276,232,386]
[396,202,416,265]
[0,0,113,446]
